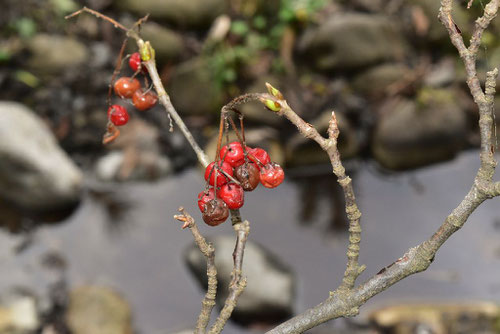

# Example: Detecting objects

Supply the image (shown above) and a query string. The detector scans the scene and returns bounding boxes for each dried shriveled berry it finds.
[219,183,244,210]
[114,77,141,98]
[108,105,129,126]
[204,161,233,187]
[202,198,229,226]
[220,141,245,167]
[198,188,216,213]
[247,147,270,168]
[259,162,285,188]
[129,52,147,73]
[234,162,260,191]
[132,89,158,111]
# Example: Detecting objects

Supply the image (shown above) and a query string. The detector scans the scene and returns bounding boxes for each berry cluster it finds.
[198,142,284,226]
[107,52,158,128]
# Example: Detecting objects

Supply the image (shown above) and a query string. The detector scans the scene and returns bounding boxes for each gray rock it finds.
[185,236,295,325]
[26,34,89,75]
[286,111,359,167]
[66,286,132,334]
[168,58,224,116]
[116,0,227,28]
[0,102,83,211]
[298,13,406,70]
[352,63,409,98]
[132,22,184,64]
[372,88,468,170]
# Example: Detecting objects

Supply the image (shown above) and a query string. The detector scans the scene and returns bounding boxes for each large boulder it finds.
[185,236,295,325]
[0,102,83,211]
[298,13,406,71]
[372,88,468,170]
[116,0,227,28]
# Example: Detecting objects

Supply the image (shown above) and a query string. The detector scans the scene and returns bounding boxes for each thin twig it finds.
[209,215,250,334]
[174,208,217,333]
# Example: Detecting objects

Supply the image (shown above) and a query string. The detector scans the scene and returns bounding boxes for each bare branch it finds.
[174,208,217,333]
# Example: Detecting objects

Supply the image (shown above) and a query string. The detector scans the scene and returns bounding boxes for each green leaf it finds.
[231,20,250,36]
[14,18,37,38]
[15,70,40,88]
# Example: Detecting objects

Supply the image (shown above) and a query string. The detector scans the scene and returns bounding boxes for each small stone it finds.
[0,291,39,333]
[66,286,132,334]
[185,236,295,325]
[26,34,89,75]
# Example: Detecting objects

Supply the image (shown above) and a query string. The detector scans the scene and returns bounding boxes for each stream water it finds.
[0,150,499,333]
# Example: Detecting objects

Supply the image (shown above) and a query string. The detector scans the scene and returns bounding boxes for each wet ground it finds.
[1,150,499,333]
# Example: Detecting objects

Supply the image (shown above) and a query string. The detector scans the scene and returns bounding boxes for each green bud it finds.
[261,98,281,112]
[265,82,284,100]
[140,41,155,61]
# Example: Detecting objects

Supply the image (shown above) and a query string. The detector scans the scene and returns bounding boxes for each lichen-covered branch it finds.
[209,213,250,334]
[174,208,217,333]
[266,1,500,332]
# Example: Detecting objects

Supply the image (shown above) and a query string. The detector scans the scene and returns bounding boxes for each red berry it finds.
[108,105,129,126]
[132,89,158,111]
[247,147,271,168]
[220,142,245,167]
[219,183,244,210]
[113,77,141,98]
[204,161,233,187]
[234,162,260,191]
[202,198,229,226]
[198,188,216,212]
[129,52,147,73]
[259,162,285,188]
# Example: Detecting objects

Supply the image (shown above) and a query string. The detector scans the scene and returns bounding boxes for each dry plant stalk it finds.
[67,1,500,332]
